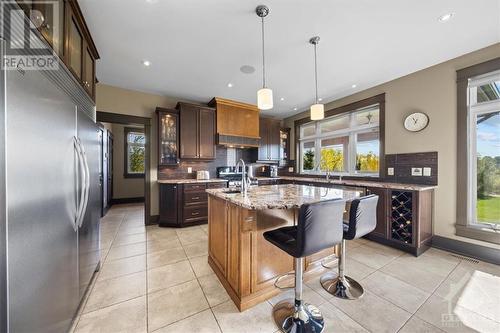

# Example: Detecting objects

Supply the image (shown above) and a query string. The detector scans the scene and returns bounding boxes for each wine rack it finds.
[390,191,413,244]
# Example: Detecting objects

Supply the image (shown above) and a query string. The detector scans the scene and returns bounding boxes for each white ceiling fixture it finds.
[78,0,500,118]
[438,13,454,22]
[256,5,273,111]
[293,107,298,111]
[351,84,357,88]
[142,60,151,67]
[309,36,324,121]
[280,97,285,101]
[227,82,233,88]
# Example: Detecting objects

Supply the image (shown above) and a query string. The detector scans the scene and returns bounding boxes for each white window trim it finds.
[467,72,500,231]
[298,105,380,176]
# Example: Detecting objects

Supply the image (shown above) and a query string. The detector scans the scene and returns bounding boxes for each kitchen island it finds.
[206,184,363,311]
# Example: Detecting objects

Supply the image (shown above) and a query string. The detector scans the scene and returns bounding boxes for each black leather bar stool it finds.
[264,199,346,333]
[320,195,378,300]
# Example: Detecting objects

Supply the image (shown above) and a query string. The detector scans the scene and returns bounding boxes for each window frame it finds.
[456,58,500,245]
[297,104,381,176]
[124,127,146,179]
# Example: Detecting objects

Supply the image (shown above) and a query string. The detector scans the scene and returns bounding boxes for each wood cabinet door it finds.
[258,118,269,160]
[180,104,199,159]
[66,9,83,81]
[159,184,179,225]
[367,187,388,238]
[209,197,227,275]
[269,119,281,160]
[34,0,65,58]
[83,43,95,98]
[199,108,215,159]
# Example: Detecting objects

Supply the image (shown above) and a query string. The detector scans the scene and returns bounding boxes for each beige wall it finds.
[111,124,145,199]
[96,84,190,215]
[284,43,500,250]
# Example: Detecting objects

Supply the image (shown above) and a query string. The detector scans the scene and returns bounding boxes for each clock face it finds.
[404,112,429,132]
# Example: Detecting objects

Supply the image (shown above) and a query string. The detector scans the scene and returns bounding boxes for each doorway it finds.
[97,111,152,226]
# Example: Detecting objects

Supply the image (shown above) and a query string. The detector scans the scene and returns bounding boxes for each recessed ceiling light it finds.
[240,65,255,74]
[293,107,298,111]
[351,84,357,88]
[142,60,151,67]
[280,97,285,101]
[438,13,454,22]
[227,83,233,88]
[318,98,323,102]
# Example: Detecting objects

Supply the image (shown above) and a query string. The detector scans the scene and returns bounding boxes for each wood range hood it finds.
[208,97,261,148]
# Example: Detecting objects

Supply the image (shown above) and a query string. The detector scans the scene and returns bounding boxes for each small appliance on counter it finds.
[254,164,279,178]
[217,166,258,187]
[196,170,210,180]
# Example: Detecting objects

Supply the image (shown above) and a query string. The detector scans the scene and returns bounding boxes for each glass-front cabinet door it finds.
[67,10,83,80]
[157,109,180,166]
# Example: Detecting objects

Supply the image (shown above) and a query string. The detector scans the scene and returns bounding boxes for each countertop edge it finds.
[157,179,229,184]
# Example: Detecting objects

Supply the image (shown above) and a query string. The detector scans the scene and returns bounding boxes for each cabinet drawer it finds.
[184,206,208,222]
[184,183,207,192]
[184,192,208,205]
[207,182,227,189]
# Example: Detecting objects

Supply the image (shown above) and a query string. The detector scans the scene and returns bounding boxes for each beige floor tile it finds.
[153,309,221,333]
[98,255,146,281]
[147,237,182,253]
[183,241,208,258]
[199,224,209,234]
[84,271,146,313]
[112,233,147,247]
[362,271,431,313]
[212,300,276,333]
[148,279,209,331]
[268,284,328,308]
[147,227,178,241]
[75,296,146,333]
[305,274,335,301]
[329,290,412,333]
[362,240,405,258]
[189,256,214,278]
[347,245,398,269]
[399,316,445,333]
[198,274,230,307]
[381,259,449,293]
[116,225,146,237]
[177,228,208,245]
[415,294,500,333]
[318,302,369,333]
[148,260,196,293]
[147,246,187,269]
[394,252,460,278]
[106,242,146,262]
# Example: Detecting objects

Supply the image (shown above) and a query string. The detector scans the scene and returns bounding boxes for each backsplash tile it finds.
[385,152,438,185]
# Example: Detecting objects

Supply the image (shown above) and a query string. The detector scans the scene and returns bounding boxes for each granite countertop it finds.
[277,176,437,191]
[206,184,363,210]
[157,179,228,184]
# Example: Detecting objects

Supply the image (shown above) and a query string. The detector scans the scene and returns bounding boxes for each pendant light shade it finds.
[257,88,273,110]
[310,103,325,121]
[309,36,324,120]
[256,5,273,110]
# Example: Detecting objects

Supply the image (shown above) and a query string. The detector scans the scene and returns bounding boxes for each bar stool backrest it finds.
[296,199,346,257]
[344,195,379,240]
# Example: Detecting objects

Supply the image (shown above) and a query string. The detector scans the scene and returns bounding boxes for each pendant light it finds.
[256,5,273,110]
[309,36,324,120]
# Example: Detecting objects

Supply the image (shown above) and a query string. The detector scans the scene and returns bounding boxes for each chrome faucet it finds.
[236,159,250,195]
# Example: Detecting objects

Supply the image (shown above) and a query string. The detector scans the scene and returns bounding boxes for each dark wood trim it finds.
[123,127,145,179]
[293,93,386,178]
[455,58,500,242]
[148,215,159,225]
[110,197,145,205]
[432,236,500,265]
[67,0,100,59]
[96,111,151,126]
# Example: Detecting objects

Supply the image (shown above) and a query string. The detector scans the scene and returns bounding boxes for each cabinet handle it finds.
[244,217,254,222]
[192,196,200,200]
[192,212,200,216]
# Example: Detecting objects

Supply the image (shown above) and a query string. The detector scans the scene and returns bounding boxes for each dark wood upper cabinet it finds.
[32,0,65,58]
[83,43,95,97]
[177,102,216,160]
[259,117,281,161]
[156,108,180,166]
[67,11,83,80]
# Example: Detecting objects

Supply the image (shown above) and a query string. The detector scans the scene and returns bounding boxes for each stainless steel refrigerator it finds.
[0,10,101,333]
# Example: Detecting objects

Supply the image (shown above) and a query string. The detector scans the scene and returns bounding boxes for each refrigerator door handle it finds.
[78,138,91,228]
[74,137,87,229]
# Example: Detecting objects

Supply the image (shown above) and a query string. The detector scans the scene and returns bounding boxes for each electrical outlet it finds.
[187,167,192,173]
[288,167,294,173]
[411,167,423,176]
[387,167,394,176]
[423,167,431,176]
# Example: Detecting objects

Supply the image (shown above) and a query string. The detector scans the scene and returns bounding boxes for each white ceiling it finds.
[79,0,500,118]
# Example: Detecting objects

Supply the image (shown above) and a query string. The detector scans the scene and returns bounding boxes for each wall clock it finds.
[404,112,429,132]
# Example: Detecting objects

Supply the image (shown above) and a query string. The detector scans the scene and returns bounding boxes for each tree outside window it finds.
[125,127,145,178]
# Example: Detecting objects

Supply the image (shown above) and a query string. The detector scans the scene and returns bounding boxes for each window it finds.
[456,62,500,245]
[468,71,500,228]
[298,105,380,176]
[124,127,145,178]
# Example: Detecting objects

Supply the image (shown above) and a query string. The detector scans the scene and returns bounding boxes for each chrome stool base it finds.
[320,273,364,300]
[272,299,325,333]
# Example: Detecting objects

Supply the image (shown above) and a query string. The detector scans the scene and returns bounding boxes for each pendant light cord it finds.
[261,16,266,88]
[314,43,318,103]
